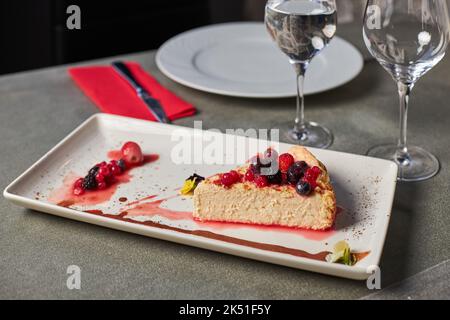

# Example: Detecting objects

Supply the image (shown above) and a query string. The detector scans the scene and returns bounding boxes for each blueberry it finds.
[287,165,305,185]
[117,159,126,171]
[293,161,308,170]
[296,181,312,196]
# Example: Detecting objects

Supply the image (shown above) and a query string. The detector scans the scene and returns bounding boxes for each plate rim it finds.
[155,21,365,98]
[3,114,398,280]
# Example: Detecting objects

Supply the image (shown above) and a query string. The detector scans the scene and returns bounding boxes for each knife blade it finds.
[111,61,170,124]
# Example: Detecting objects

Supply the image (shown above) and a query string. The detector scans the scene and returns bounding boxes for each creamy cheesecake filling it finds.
[194,181,335,230]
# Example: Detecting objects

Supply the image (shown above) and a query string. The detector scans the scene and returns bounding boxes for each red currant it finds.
[96,161,107,168]
[305,168,320,182]
[110,164,121,176]
[98,165,110,177]
[74,178,84,189]
[221,171,239,187]
[254,175,269,188]
[97,182,107,190]
[245,169,255,182]
[73,187,85,196]
[229,170,240,181]
[95,173,105,182]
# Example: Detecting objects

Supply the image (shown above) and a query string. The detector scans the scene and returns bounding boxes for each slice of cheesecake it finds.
[193,146,336,230]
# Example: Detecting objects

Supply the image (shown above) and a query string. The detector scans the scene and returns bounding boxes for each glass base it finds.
[286,121,333,149]
[367,144,440,182]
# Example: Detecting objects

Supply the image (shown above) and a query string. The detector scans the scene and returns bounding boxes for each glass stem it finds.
[293,62,308,135]
[396,82,414,166]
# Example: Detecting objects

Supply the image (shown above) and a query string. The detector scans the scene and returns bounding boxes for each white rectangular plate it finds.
[3,114,398,280]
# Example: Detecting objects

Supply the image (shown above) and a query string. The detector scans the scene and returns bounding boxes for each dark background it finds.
[0,0,265,75]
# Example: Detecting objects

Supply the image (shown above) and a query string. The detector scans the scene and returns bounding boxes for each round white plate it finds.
[156,22,364,98]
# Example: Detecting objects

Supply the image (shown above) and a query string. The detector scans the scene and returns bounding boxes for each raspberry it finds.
[278,153,295,173]
[305,167,320,183]
[254,175,269,188]
[121,141,144,165]
[245,169,255,182]
[74,178,84,189]
[304,170,314,181]
[311,166,322,177]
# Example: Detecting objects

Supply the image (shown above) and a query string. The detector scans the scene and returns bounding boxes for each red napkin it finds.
[68,62,196,121]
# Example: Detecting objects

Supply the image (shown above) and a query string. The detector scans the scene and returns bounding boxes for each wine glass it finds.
[363,0,450,181]
[265,0,337,148]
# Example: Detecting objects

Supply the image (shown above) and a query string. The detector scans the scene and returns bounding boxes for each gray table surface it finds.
[1,30,450,299]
